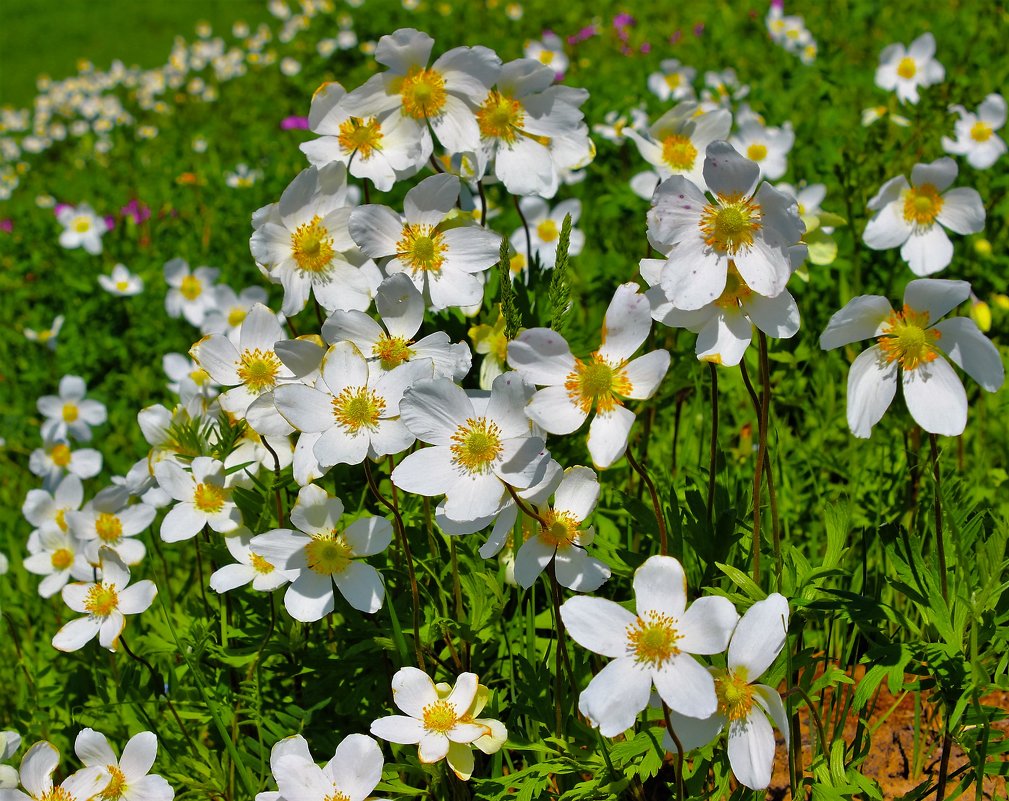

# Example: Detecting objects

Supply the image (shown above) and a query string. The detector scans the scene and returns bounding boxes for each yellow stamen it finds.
[536,219,559,243]
[896,57,917,79]
[237,349,282,394]
[714,263,753,309]
[626,611,681,667]
[969,121,993,142]
[227,307,247,328]
[100,766,127,801]
[396,223,447,273]
[902,183,944,226]
[715,668,755,722]
[51,548,74,570]
[85,583,119,616]
[331,386,386,432]
[250,553,275,574]
[398,66,447,119]
[661,134,698,171]
[305,534,353,574]
[699,193,762,255]
[291,215,336,273]
[180,275,202,300]
[477,90,526,144]
[95,512,123,543]
[746,143,768,162]
[422,699,459,733]
[51,443,72,467]
[62,403,79,423]
[877,305,941,371]
[193,482,227,514]
[450,418,503,474]
[564,355,632,414]
[372,334,415,369]
[338,116,384,159]
[538,509,580,549]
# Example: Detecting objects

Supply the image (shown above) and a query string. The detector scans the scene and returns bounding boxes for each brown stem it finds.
[505,483,547,526]
[660,702,686,801]
[706,362,718,528]
[625,444,667,556]
[929,433,948,602]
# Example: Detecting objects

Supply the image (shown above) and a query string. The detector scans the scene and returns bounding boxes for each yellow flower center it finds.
[664,73,681,89]
[969,120,993,142]
[51,443,72,467]
[877,304,942,371]
[95,512,123,543]
[399,66,447,119]
[62,403,79,423]
[323,793,350,801]
[661,134,698,171]
[190,368,211,385]
[372,334,415,369]
[536,219,559,243]
[338,116,384,159]
[193,482,227,514]
[538,50,555,65]
[180,274,203,300]
[538,509,580,549]
[332,386,386,432]
[897,57,917,79]
[305,533,354,574]
[237,349,282,394]
[55,508,69,531]
[450,417,503,474]
[477,90,526,144]
[227,307,247,328]
[564,355,631,414]
[396,223,447,273]
[746,143,768,162]
[699,194,762,255]
[51,548,74,570]
[85,583,119,616]
[626,611,681,667]
[715,669,755,722]
[73,217,92,233]
[250,552,275,574]
[100,766,127,801]
[902,183,944,226]
[291,215,336,273]
[115,280,130,292]
[510,252,526,274]
[713,263,753,309]
[422,699,459,734]
[40,787,75,801]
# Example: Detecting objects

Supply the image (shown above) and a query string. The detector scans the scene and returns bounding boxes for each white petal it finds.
[587,406,635,469]
[560,596,637,657]
[900,225,953,277]
[727,712,776,790]
[399,379,472,445]
[554,466,599,520]
[513,536,554,588]
[652,653,718,718]
[507,329,575,386]
[333,561,385,613]
[742,289,800,340]
[52,616,101,652]
[933,317,1004,391]
[902,357,967,436]
[369,716,425,745]
[598,284,653,363]
[703,141,759,198]
[392,447,456,496]
[677,596,739,655]
[274,385,336,433]
[119,731,158,779]
[578,658,653,737]
[903,278,970,323]
[819,296,892,350]
[910,156,956,192]
[846,347,897,439]
[728,593,789,678]
[694,309,752,367]
[328,734,383,801]
[936,188,985,235]
[633,555,688,619]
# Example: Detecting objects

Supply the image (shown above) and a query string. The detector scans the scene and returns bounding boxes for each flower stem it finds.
[660,701,686,801]
[707,362,719,528]
[625,445,668,556]
[929,433,948,602]
[513,194,533,263]
[261,436,285,525]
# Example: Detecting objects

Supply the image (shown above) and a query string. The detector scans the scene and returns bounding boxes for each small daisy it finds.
[57,203,109,255]
[524,32,568,78]
[154,457,243,542]
[98,264,144,297]
[942,93,1007,170]
[24,315,65,350]
[509,197,584,270]
[2,741,107,801]
[875,32,944,105]
[729,116,794,181]
[210,529,295,593]
[74,729,174,801]
[647,59,696,102]
[200,284,270,342]
[22,474,84,540]
[23,527,92,598]
[29,435,102,490]
[68,486,155,565]
[225,163,263,188]
[37,375,107,443]
[164,258,220,327]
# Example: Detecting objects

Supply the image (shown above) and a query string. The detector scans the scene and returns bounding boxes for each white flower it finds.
[154,457,243,542]
[729,117,794,181]
[22,474,84,540]
[23,527,92,598]
[647,59,696,102]
[2,741,107,801]
[164,258,220,327]
[52,548,158,652]
[256,735,313,801]
[820,278,1004,437]
[37,375,107,442]
[57,203,108,255]
[226,163,262,188]
[29,435,102,491]
[863,157,985,276]
[560,555,739,736]
[162,353,220,405]
[200,284,270,341]
[524,33,568,77]
[875,32,944,105]
[68,485,155,565]
[23,315,65,351]
[74,729,174,801]
[98,264,144,296]
[592,107,648,144]
[1,731,20,788]
[942,93,1007,170]
[507,283,670,469]
[699,69,749,112]
[210,529,296,594]
[273,735,388,801]
[251,484,392,618]
[509,197,584,270]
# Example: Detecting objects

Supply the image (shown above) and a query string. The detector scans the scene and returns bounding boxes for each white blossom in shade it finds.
[224,427,294,485]
[22,474,84,540]
[57,203,108,255]
[323,273,472,381]
[98,264,144,297]
[1,731,20,789]
[273,735,389,801]
[645,141,805,312]
[29,436,102,491]
[162,353,220,405]
[349,173,501,311]
[68,486,154,566]
[191,303,296,436]
[647,59,696,102]
[256,735,313,801]
[154,457,242,542]
[251,484,392,618]
[210,529,295,594]
[875,32,944,105]
[642,256,801,366]
[393,373,550,523]
[510,465,610,592]
[468,312,509,390]
[37,375,107,443]
[942,93,1007,170]
[560,555,739,736]
[820,279,1004,438]
[627,103,731,193]
[74,729,174,801]
[2,741,106,801]
[275,341,430,468]
[200,284,270,342]
[729,117,794,181]
[23,315,64,351]
[341,28,501,156]
[249,164,374,316]
[507,283,670,469]
[509,197,584,270]
[23,527,92,598]
[862,158,985,277]
[475,58,593,198]
[524,32,568,78]
[662,594,791,790]
[370,668,499,774]
[164,258,220,327]
[300,81,427,191]
[52,548,157,653]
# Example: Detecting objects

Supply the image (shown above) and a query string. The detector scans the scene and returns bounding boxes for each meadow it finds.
[1,1,1007,799]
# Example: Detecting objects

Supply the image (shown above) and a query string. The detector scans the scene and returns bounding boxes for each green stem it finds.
[706,362,718,528]
[660,701,686,801]
[625,446,667,556]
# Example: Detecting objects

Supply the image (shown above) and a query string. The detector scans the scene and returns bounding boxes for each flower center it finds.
[115,280,130,292]
[62,403,79,422]
[40,787,75,801]
[237,349,282,394]
[896,56,917,79]
[100,766,127,801]
[372,333,415,369]
[536,219,559,243]
[422,699,459,734]
[193,482,227,514]
[902,183,944,226]
[85,583,119,616]
[714,263,753,309]
[450,417,504,474]
[746,142,768,162]
[538,510,580,549]
[305,534,353,574]
[73,217,92,233]
[538,50,555,65]
[510,252,527,274]
[331,386,386,432]
[95,512,123,543]
[969,120,993,142]
[190,368,211,385]
[564,355,631,414]
[399,66,447,119]
[661,134,698,170]
[877,304,942,371]
[338,116,384,159]
[51,548,74,570]
[180,275,203,300]
[715,669,755,722]
[51,443,72,467]
[699,194,762,255]
[291,215,336,273]
[665,73,681,89]
[396,223,447,274]
[250,552,275,574]
[227,307,247,327]
[55,508,69,531]
[323,793,350,801]
[626,611,681,667]
[477,90,526,144]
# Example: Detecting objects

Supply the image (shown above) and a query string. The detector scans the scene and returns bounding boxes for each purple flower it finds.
[54,202,72,217]
[104,215,116,231]
[613,13,635,28]
[670,30,683,44]
[771,0,784,8]
[120,198,151,224]
[0,219,12,233]
[693,22,705,36]
[281,115,310,130]
[640,42,651,53]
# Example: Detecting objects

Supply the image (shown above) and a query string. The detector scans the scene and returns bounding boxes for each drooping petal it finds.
[902,357,968,436]
[578,658,653,737]
[933,317,1004,391]
[726,712,776,790]
[846,347,898,438]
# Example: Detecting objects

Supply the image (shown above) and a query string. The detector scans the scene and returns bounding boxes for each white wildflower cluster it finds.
[766,2,818,64]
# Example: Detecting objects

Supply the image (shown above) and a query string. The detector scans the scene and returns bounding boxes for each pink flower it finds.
[281,115,310,130]
[0,219,12,233]
[120,198,151,224]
